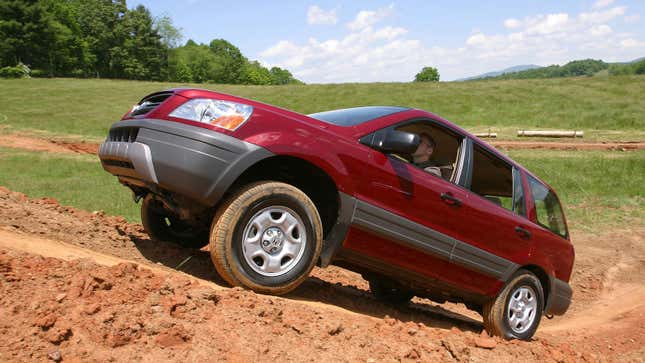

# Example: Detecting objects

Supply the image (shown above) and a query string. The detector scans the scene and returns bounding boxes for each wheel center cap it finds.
[261,227,284,254]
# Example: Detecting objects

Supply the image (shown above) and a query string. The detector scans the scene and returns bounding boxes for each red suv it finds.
[99,88,574,340]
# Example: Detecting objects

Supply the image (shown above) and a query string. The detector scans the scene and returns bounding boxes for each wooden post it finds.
[474,132,497,138]
[517,130,584,138]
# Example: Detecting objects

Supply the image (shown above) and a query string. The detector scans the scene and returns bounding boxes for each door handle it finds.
[515,226,532,239]
[440,192,462,207]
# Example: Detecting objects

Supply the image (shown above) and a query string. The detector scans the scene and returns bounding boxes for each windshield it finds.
[308,106,409,126]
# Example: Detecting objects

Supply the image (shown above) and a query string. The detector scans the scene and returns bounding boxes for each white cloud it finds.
[625,14,641,23]
[509,32,524,42]
[579,6,626,24]
[347,4,394,31]
[260,40,300,58]
[592,0,614,9]
[373,26,408,40]
[466,33,486,46]
[620,38,645,48]
[258,3,645,82]
[504,18,522,29]
[525,13,569,35]
[307,5,338,25]
[590,24,612,36]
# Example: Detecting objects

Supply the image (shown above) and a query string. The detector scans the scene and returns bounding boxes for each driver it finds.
[412,132,442,178]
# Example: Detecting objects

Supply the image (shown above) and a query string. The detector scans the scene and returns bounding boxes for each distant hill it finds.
[459,57,645,81]
[462,58,645,81]
[458,65,542,81]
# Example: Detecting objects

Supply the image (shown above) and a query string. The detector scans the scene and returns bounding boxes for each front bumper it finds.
[99,119,272,205]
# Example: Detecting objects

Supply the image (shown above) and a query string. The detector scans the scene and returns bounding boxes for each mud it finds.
[0,187,644,361]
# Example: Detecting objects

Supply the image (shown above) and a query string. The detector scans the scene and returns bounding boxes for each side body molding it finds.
[339,198,520,281]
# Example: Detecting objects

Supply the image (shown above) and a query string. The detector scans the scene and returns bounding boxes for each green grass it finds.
[508,149,644,233]
[0,147,139,221]
[0,76,644,141]
[0,146,641,232]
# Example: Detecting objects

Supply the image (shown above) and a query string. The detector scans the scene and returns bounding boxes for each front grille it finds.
[108,127,139,142]
[130,92,173,117]
[102,160,134,169]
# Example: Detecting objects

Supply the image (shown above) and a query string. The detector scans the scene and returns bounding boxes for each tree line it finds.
[479,58,645,81]
[0,0,302,84]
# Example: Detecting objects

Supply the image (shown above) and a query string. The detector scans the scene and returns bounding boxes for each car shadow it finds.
[131,235,482,333]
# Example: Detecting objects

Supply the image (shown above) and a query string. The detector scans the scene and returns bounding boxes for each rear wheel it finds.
[141,195,209,249]
[209,182,322,295]
[483,269,544,340]
[368,278,414,305]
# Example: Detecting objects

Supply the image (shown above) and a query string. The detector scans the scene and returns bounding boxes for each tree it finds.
[0,0,56,71]
[110,5,166,80]
[634,60,645,75]
[154,15,182,49]
[209,39,245,83]
[240,61,272,85]
[414,66,440,82]
[41,0,94,76]
[559,59,607,77]
[269,66,301,85]
[168,40,222,83]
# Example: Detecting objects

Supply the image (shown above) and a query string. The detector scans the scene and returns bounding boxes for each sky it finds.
[131,0,645,83]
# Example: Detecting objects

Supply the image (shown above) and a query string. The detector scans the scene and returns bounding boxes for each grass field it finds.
[0,147,139,221]
[508,149,644,233]
[1,76,644,141]
[0,146,642,234]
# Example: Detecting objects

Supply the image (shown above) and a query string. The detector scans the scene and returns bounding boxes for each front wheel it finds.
[209,182,323,295]
[482,270,544,340]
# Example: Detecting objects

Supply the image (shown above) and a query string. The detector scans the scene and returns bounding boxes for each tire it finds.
[141,195,209,249]
[368,278,414,305]
[482,269,544,340]
[209,181,323,295]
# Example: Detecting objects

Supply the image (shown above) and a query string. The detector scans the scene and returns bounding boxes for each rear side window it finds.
[527,175,568,238]
[470,144,526,216]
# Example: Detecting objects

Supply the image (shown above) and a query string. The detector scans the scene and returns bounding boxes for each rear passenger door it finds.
[451,142,534,289]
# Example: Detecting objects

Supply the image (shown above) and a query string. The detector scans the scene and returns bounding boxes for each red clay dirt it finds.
[1,133,643,156]
[0,187,644,361]
[489,140,645,151]
[0,134,99,155]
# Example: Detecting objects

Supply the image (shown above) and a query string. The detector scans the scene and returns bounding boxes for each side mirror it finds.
[361,130,420,154]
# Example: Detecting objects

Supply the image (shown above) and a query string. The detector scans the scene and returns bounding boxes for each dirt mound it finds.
[0,186,644,361]
[1,240,576,362]
[0,134,99,155]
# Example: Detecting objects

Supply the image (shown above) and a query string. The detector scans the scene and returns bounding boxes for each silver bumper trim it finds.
[99,141,159,184]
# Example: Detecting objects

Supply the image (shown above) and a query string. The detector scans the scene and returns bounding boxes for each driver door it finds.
[344,120,496,295]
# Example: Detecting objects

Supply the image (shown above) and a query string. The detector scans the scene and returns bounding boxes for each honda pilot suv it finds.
[99,88,574,340]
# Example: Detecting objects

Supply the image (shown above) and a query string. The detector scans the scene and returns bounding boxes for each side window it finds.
[394,121,463,182]
[470,144,525,216]
[527,175,568,238]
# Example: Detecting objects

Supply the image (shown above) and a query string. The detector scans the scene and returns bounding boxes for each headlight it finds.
[169,98,253,131]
